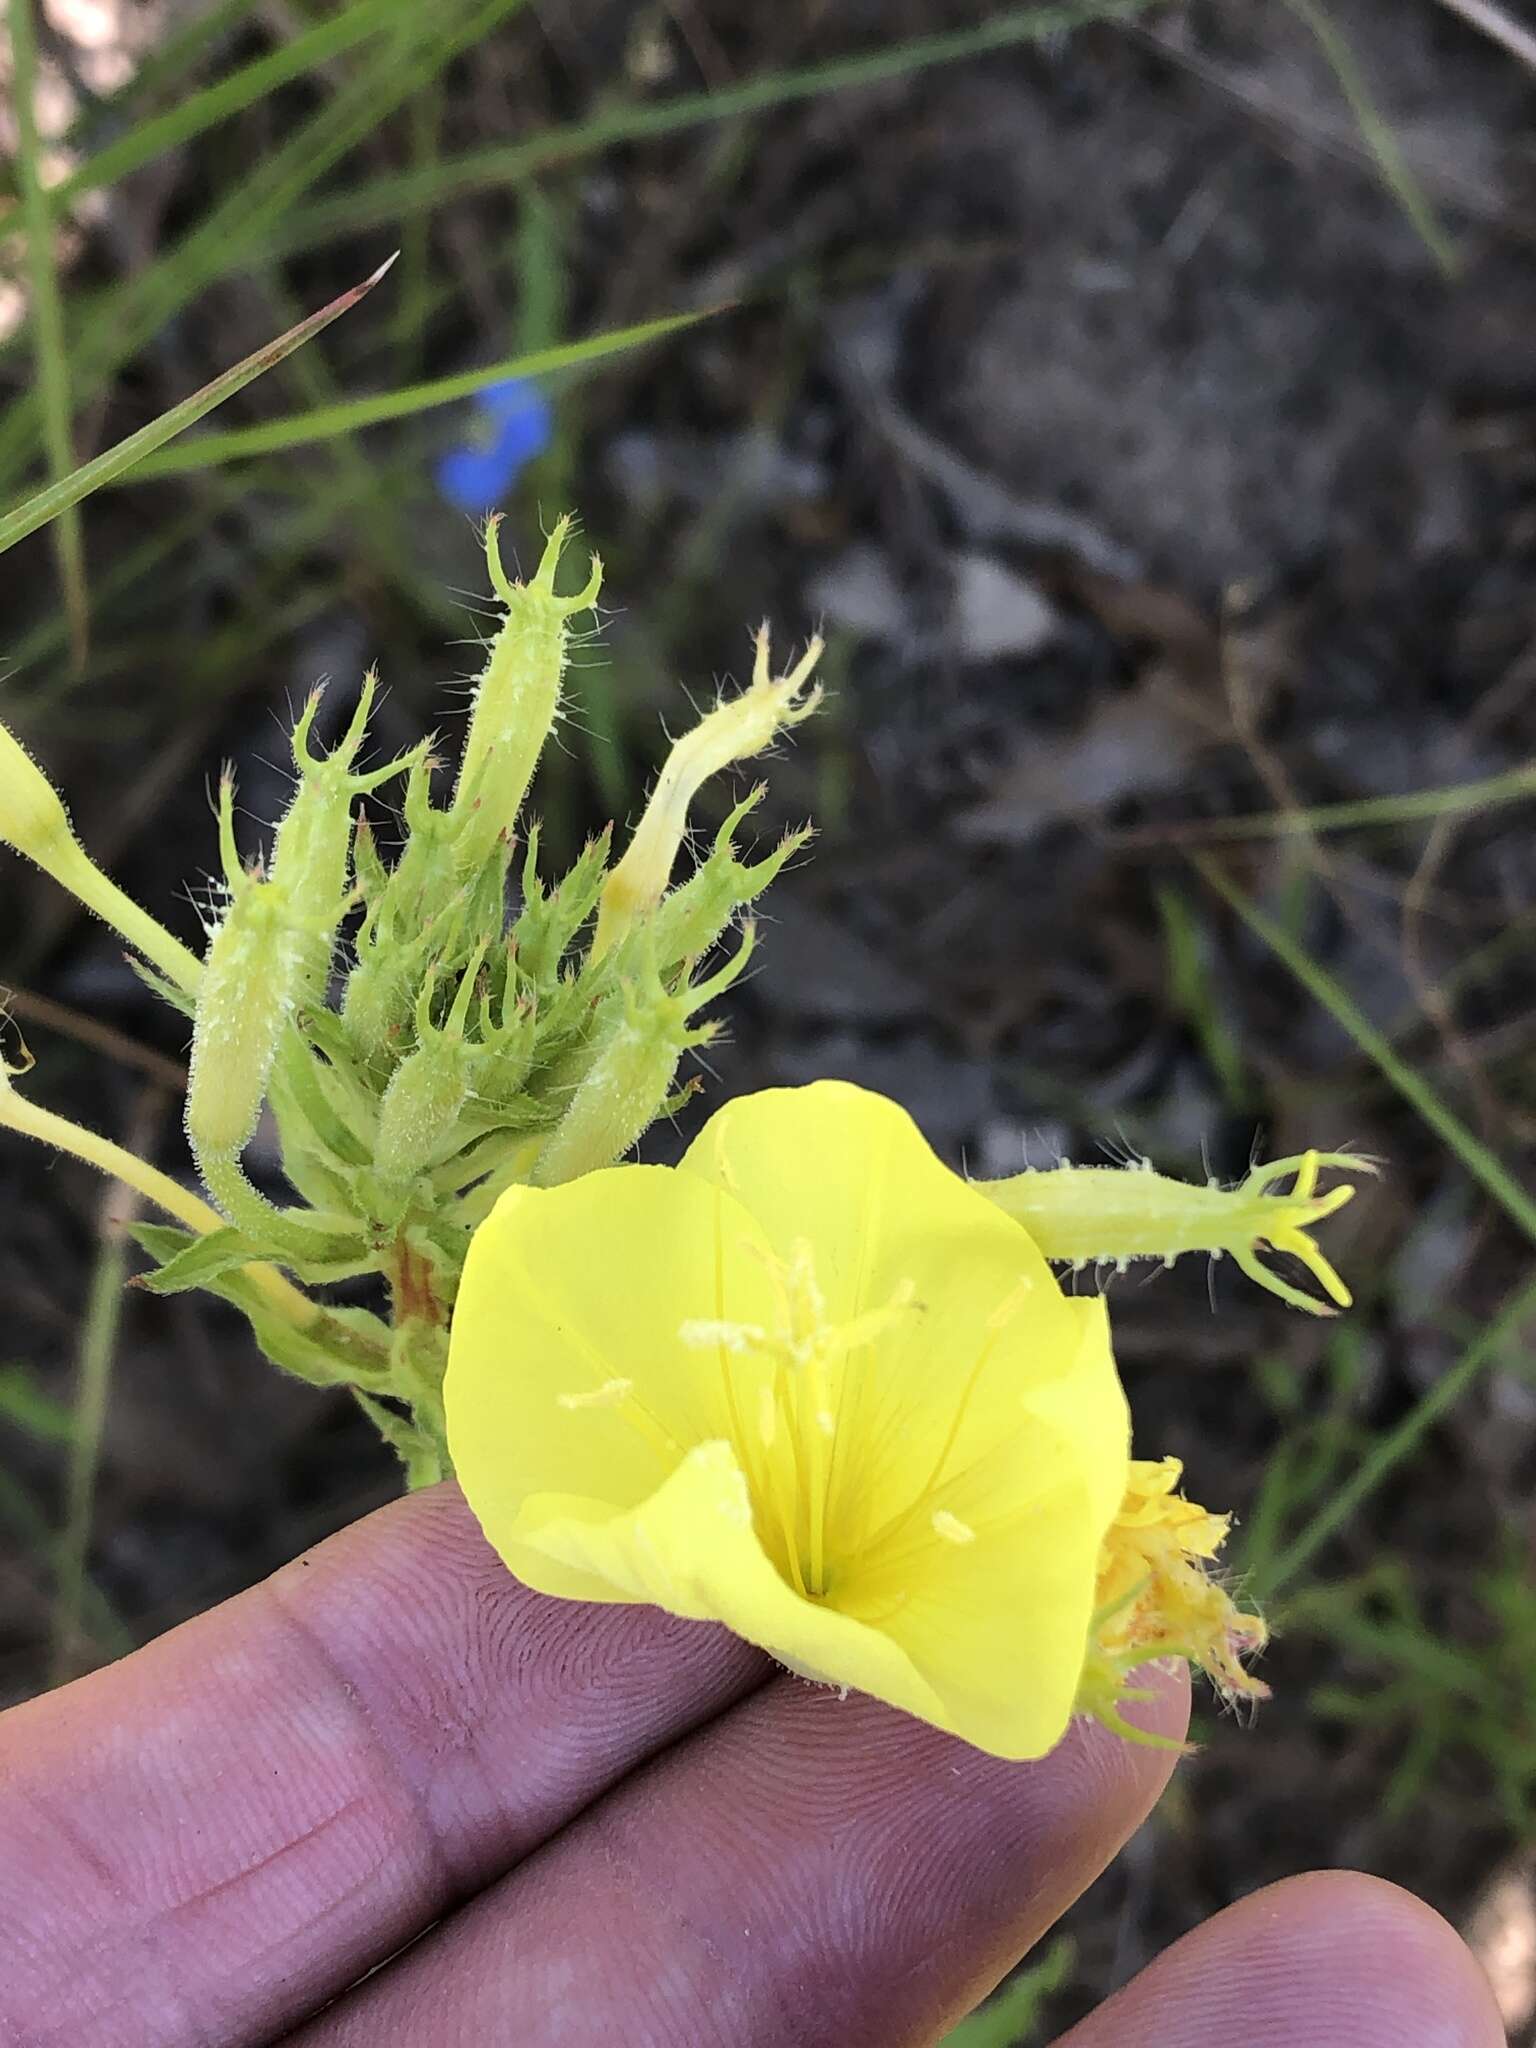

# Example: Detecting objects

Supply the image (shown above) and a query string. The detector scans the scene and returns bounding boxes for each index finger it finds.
[0,1482,771,2048]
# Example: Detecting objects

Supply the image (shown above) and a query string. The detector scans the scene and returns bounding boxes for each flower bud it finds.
[980,1149,1369,1315]
[592,627,822,962]
[372,949,484,1194]
[186,775,330,1167]
[450,514,603,875]
[0,717,201,991]
[268,673,422,1000]
[646,785,811,972]
[186,876,307,1165]
[533,928,755,1186]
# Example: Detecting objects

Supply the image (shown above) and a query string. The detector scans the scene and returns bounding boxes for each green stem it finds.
[197,1148,369,1268]
[50,838,204,992]
[49,1202,129,1684]
[0,1083,317,1327]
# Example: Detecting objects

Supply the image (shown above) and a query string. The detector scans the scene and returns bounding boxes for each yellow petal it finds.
[508,1437,967,1735]
[445,1162,781,1597]
[836,1302,1126,1756]
[681,1081,1129,1547]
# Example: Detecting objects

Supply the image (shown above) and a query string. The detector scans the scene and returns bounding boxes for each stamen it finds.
[557,1377,634,1410]
[931,1510,976,1545]
[679,1316,766,1352]
[825,1277,919,1359]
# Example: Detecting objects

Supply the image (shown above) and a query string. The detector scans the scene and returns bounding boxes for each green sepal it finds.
[234,1295,394,1389]
[128,952,199,1018]
[271,1027,374,1170]
[130,1221,269,1295]
[353,1390,446,1486]
[645,789,811,971]
[512,823,613,989]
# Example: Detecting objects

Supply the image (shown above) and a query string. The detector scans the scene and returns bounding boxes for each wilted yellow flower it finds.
[1078,1456,1268,1737]
[449,1080,1136,1759]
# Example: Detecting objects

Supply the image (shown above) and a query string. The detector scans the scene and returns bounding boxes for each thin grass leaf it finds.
[0,1363,76,1444]
[1196,855,1536,1244]
[1285,0,1459,276]
[117,308,702,481]
[77,0,260,137]
[0,0,529,495]
[276,0,1166,251]
[0,255,396,555]
[9,0,89,666]
[1259,1274,1536,1595]
[49,1203,131,1685]
[0,0,260,207]
[940,1938,1077,2046]
[1155,882,1250,1108]
[1125,762,1536,846]
[39,0,406,219]
[0,1463,132,1662]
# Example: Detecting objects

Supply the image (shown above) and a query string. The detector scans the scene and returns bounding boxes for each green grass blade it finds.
[49,1194,132,1685]
[1259,1268,1536,1598]
[43,0,405,218]
[0,1362,76,1443]
[81,0,261,137]
[1196,854,1536,1245]
[1129,763,1536,845]
[0,256,396,554]
[940,1938,1076,2045]
[0,0,529,496]
[1285,0,1458,275]
[0,0,260,207]
[1155,882,1250,1108]
[9,0,89,665]
[278,0,1166,250]
[117,308,702,480]
[0,1463,132,1669]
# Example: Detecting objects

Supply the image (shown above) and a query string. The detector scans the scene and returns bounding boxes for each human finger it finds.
[0,1482,771,2048]
[1049,1869,1504,2048]
[290,1663,1190,2045]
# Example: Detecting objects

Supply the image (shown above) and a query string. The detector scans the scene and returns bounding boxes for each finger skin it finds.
[1049,1870,1505,2048]
[291,1666,1190,2046]
[0,1483,771,2048]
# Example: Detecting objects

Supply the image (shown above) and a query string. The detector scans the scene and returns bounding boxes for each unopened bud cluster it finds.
[0,517,819,1482]
[0,514,1366,1496]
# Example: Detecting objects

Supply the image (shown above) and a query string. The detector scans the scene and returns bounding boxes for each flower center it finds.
[680,1238,916,1600]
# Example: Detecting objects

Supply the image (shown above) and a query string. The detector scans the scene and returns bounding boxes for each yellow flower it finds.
[1079,1457,1268,1740]
[446,1082,1291,1759]
[447,1081,1131,1759]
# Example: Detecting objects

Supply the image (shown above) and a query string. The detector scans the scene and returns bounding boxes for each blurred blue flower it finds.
[436,377,553,513]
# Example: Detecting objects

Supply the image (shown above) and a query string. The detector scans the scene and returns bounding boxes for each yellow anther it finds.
[931,1510,976,1545]
[557,1377,634,1410]
[680,1317,766,1353]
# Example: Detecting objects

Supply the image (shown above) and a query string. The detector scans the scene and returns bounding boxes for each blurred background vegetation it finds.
[2,0,1536,2039]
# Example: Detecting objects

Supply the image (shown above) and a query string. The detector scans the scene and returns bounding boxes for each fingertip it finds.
[1261,1872,1506,2048]
[1061,1867,1505,2048]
